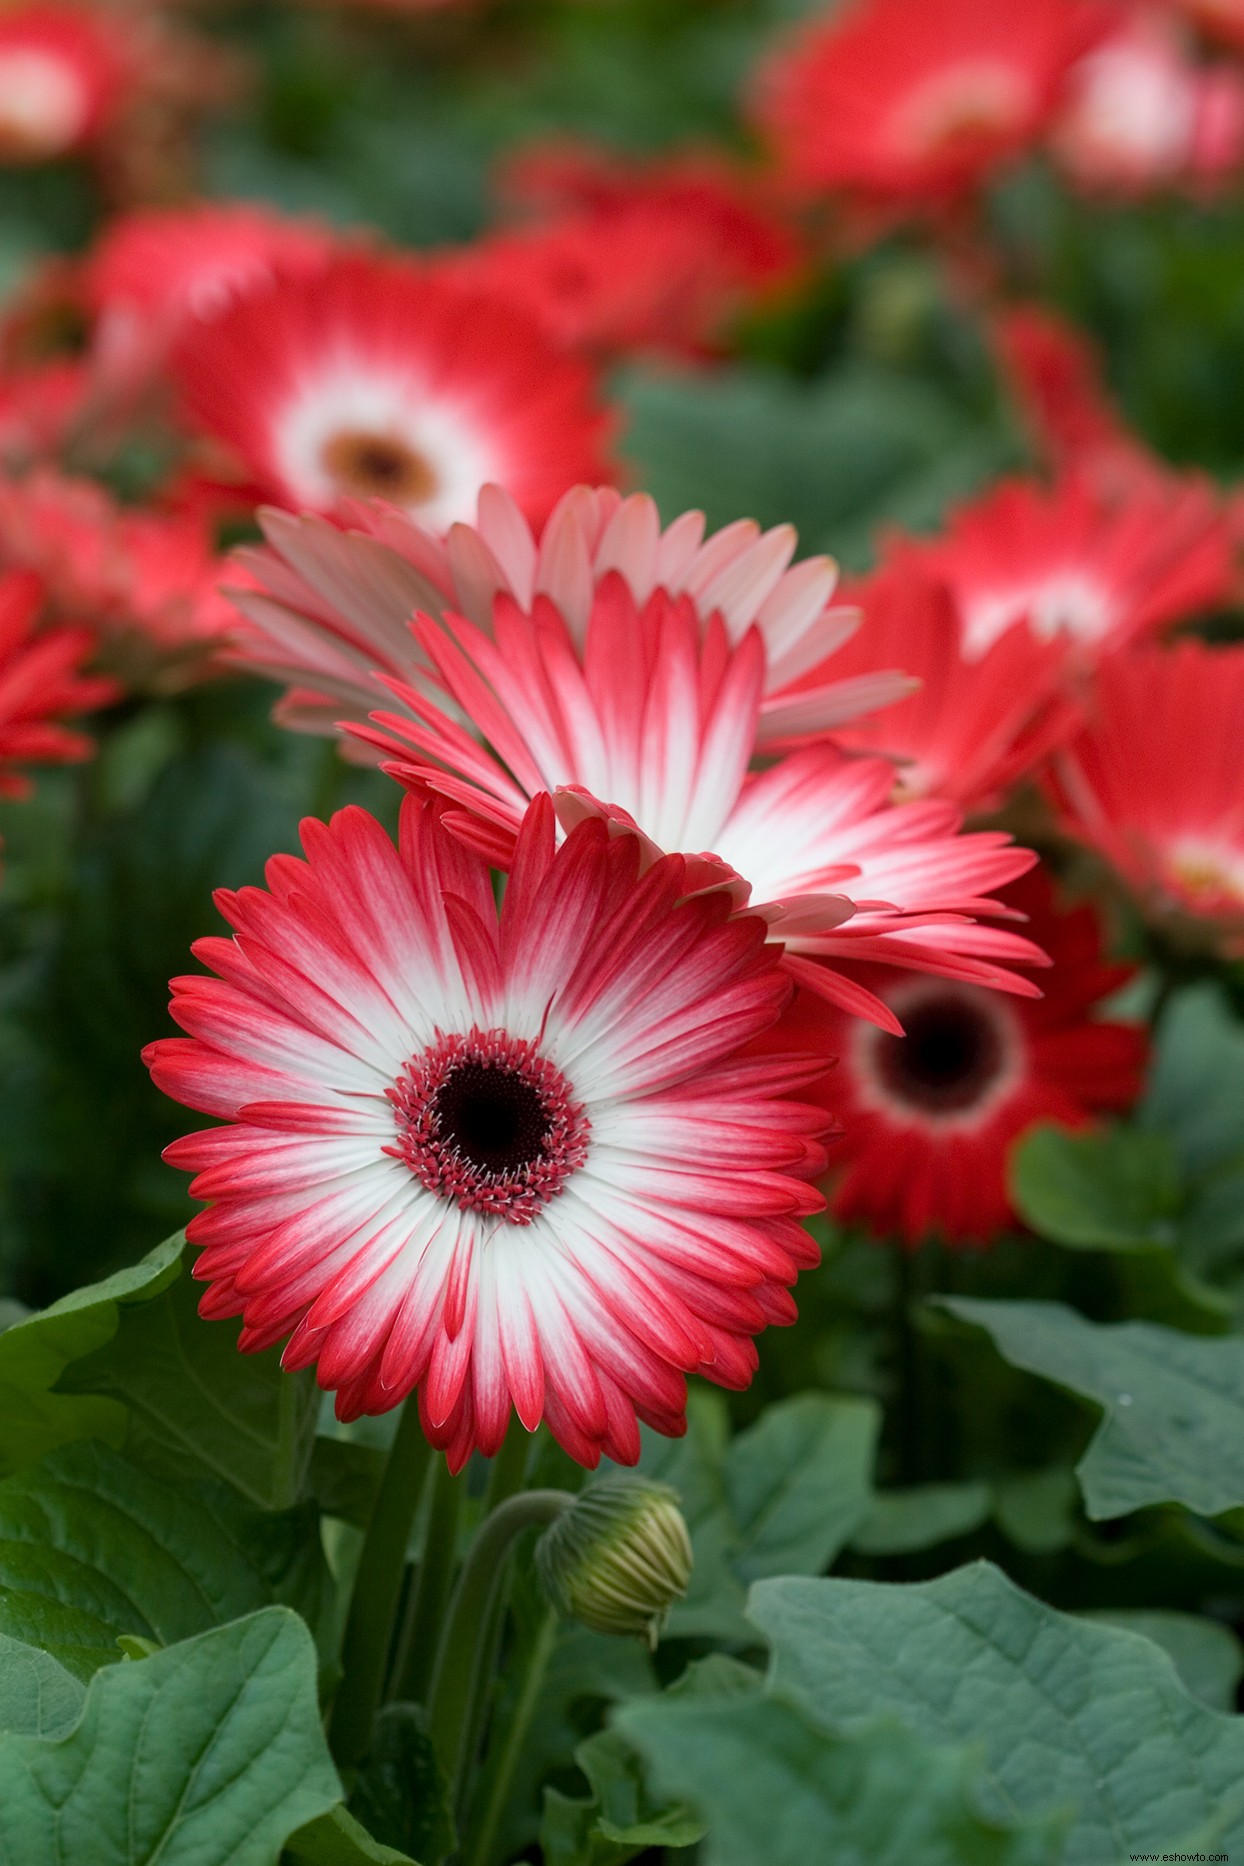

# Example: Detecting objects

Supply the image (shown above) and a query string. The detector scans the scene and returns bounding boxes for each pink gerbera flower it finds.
[349,571,1044,1031]
[1049,639,1244,950]
[801,562,1079,812]
[0,567,116,798]
[895,470,1234,660]
[0,4,131,162]
[144,794,833,1470]
[171,255,612,529]
[224,483,912,749]
[796,867,1147,1244]
[753,0,1105,205]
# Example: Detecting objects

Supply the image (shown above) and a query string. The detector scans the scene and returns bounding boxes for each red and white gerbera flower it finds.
[350,570,1045,1030]
[172,255,611,530]
[0,4,130,162]
[754,0,1104,204]
[225,483,911,749]
[0,567,116,798]
[894,470,1234,660]
[785,561,1078,812]
[795,867,1147,1244]
[145,794,833,1469]
[1049,639,1244,950]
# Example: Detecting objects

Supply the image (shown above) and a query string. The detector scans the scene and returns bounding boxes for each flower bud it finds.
[534,1475,693,1647]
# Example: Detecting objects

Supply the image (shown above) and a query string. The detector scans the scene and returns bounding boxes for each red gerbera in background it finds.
[754,0,1106,205]
[1049,638,1244,950]
[782,561,1078,811]
[798,866,1146,1244]
[173,254,612,528]
[0,566,115,798]
[894,470,1233,659]
[0,3,132,163]
[145,794,833,1468]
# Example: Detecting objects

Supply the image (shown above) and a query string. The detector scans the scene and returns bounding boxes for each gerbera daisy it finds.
[352,571,1044,1031]
[797,866,1146,1244]
[801,562,1078,812]
[438,142,800,361]
[1049,639,1244,950]
[753,0,1105,204]
[896,470,1234,660]
[224,483,911,749]
[0,567,115,798]
[1050,9,1244,195]
[144,793,833,1469]
[84,202,340,396]
[0,4,130,162]
[172,255,611,530]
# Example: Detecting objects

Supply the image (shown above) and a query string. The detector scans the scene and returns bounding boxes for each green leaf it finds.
[542,1727,705,1866]
[639,1390,879,1638]
[0,1233,182,1479]
[346,1705,454,1866]
[940,1297,1244,1519]
[60,1246,319,1511]
[618,362,1011,569]
[853,1482,992,1557]
[751,1562,1244,1865]
[0,1608,341,1865]
[1011,1125,1181,1250]
[990,1468,1080,1555]
[284,1805,418,1865]
[615,1694,1061,1866]
[0,1635,83,1737]
[0,1438,320,1680]
[1142,985,1244,1177]
[1078,1611,1244,1713]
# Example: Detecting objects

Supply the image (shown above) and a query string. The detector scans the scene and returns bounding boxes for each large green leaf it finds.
[1142,985,1244,1178]
[1011,1125,1181,1250]
[284,1805,417,1865]
[0,1234,182,1479]
[853,1482,992,1557]
[60,1251,319,1511]
[618,362,1012,568]
[0,1438,320,1679]
[0,1608,341,1864]
[639,1390,878,1638]
[1078,1611,1244,1713]
[616,1694,1061,1866]
[941,1297,1244,1518]
[0,1635,83,1737]
[542,1727,705,1866]
[346,1704,454,1866]
[750,1563,1244,1865]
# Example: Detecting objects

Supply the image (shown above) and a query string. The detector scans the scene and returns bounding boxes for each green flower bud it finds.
[534,1475,693,1647]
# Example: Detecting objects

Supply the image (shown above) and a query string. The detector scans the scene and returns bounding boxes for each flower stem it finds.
[463,1606,558,1866]
[426,1489,571,1812]
[328,1398,434,1768]
[393,1452,463,1706]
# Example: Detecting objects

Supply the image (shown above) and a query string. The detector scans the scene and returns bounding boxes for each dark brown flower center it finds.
[320,428,439,503]
[875,995,1005,1114]
[433,1061,553,1177]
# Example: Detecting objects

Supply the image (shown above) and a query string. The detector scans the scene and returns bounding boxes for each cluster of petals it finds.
[145,793,834,1468]
[0,3,133,163]
[1049,639,1244,949]
[814,563,1079,813]
[437,142,801,361]
[1051,7,1244,196]
[224,481,912,749]
[753,0,1108,205]
[347,566,1046,1032]
[172,254,613,530]
[794,867,1147,1243]
[0,566,115,799]
[890,469,1234,661]
[0,469,237,680]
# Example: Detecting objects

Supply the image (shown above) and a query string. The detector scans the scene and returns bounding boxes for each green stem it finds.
[328,1399,434,1768]
[393,1454,463,1705]
[426,1489,571,1811]
[464,1607,558,1866]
